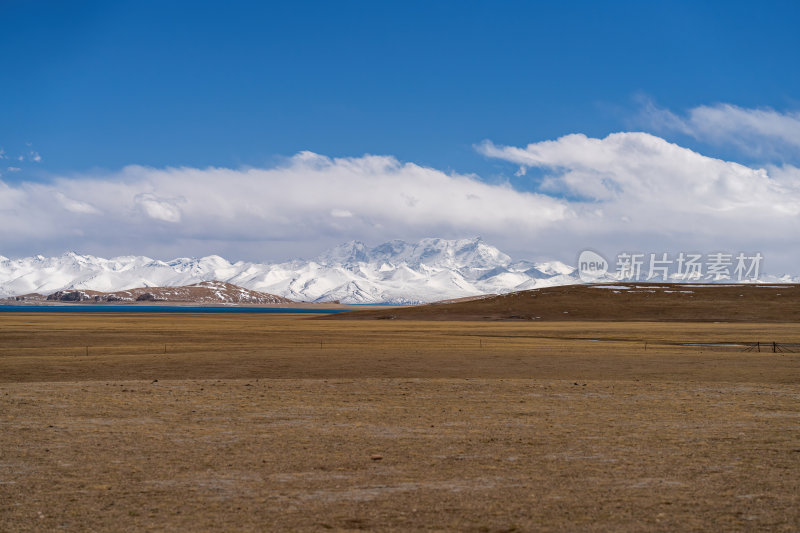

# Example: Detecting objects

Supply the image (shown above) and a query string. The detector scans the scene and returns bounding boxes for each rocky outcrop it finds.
[46,291,92,302]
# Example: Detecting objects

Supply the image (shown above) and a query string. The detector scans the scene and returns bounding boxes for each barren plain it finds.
[1,311,799,531]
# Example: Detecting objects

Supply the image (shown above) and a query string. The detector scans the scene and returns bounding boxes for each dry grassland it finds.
[1,313,799,531]
[330,283,800,322]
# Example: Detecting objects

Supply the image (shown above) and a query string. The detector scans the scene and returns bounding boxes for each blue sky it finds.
[5,0,799,176]
[2,1,800,269]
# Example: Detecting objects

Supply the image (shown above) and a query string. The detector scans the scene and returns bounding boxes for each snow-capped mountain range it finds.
[0,238,576,304]
[1,238,796,304]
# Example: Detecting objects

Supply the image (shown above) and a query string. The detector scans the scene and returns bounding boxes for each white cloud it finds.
[640,100,800,160]
[2,146,44,164]
[0,153,569,261]
[478,132,800,270]
[478,132,793,212]
[135,193,183,222]
[54,192,101,215]
[1,138,799,272]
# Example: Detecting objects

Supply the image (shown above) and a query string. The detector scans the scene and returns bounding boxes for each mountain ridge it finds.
[1,238,796,304]
[37,280,292,304]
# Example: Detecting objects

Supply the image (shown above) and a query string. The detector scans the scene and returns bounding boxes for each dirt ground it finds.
[1,313,799,531]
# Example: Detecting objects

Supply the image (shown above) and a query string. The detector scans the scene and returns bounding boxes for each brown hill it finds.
[45,280,293,304]
[329,282,800,322]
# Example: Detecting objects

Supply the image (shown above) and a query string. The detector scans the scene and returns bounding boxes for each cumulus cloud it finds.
[640,100,800,161]
[478,132,793,212]
[1,137,799,271]
[0,152,569,261]
[478,132,800,270]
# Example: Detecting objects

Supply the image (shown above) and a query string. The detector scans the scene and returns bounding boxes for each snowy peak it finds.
[6,238,786,305]
[317,236,510,270]
[0,238,576,303]
[316,241,371,266]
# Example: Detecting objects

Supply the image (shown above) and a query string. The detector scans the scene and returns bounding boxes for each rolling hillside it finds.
[330,283,800,322]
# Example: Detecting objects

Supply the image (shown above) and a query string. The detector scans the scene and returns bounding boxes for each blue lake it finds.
[0,305,347,314]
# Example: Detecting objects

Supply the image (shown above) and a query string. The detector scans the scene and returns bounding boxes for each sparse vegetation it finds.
[330,282,800,322]
[1,313,798,531]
